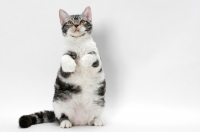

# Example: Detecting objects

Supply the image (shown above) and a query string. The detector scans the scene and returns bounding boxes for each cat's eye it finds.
[67,21,73,25]
[80,20,85,24]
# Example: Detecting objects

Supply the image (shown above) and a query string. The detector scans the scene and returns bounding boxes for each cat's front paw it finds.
[60,120,72,128]
[81,54,95,67]
[92,118,104,126]
[61,56,76,72]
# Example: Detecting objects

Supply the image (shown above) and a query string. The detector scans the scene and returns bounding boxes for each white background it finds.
[0,0,200,132]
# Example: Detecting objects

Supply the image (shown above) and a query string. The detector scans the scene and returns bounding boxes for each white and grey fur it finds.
[19,6,106,128]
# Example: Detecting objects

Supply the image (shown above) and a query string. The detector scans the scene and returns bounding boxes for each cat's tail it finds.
[19,110,55,128]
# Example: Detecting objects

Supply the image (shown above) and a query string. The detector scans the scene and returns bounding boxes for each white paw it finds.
[60,120,72,128]
[81,54,95,67]
[61,56,76,72]
[93,118,104,126]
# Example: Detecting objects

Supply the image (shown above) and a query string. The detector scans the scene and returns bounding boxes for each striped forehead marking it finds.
[70,15,81,24]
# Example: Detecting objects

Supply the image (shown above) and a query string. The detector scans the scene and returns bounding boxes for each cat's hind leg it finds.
[91,117,104,126]
[57,113,72,128]
[60,120,72,128]
[89,107,104,126]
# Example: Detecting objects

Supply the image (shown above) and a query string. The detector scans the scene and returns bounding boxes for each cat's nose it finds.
[74,25,79,28]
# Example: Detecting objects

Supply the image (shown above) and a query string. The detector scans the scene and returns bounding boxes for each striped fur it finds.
[19,6,106,128]
[19,111,55,128]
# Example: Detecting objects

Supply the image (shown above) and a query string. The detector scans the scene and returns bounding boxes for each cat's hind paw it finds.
[60,120,72,128]
[92,118,104,126]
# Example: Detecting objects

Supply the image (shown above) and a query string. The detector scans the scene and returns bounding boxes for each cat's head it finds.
[59,6,92,38]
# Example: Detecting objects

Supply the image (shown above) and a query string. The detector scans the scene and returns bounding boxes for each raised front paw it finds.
[60,120,72,128]
[61,56,76,72]
[81,54,95,67]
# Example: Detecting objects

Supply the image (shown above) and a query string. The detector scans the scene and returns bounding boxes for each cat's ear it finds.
[59,9,69,25]
[82,6,92,22]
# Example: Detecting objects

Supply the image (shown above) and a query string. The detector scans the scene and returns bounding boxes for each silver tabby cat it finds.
[19,6,106,128]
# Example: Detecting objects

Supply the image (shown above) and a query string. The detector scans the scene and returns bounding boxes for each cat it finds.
[19,6,106,128]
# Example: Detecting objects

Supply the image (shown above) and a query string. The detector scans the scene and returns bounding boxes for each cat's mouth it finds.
[72,27,82,33]
[74,29,80,32]
[69,27,85,38]
[70,33,86,38]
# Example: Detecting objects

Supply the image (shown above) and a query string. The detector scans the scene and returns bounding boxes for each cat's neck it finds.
[64,33,93,45]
